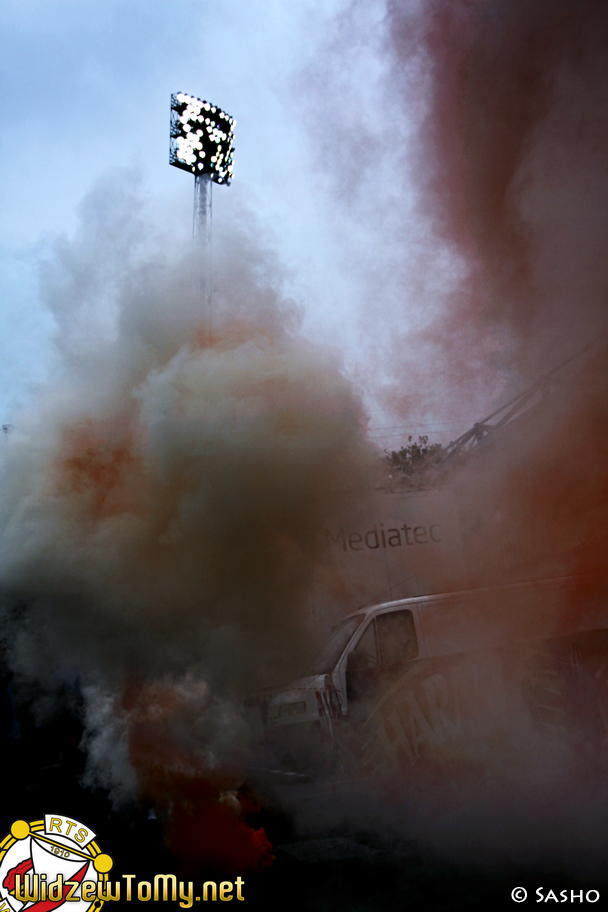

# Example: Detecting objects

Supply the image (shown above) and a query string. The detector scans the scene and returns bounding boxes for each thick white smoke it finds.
[0,169,374,809]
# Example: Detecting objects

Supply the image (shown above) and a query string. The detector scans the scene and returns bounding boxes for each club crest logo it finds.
[0,815,113,912]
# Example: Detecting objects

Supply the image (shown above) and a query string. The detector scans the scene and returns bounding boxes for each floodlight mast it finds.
[169,92,235,344]
[193,173,213,330]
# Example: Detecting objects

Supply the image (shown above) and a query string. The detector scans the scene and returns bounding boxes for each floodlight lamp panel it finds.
[170,93,235,183]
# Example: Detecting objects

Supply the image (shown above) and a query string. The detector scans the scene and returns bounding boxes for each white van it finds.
[257,576,608,767]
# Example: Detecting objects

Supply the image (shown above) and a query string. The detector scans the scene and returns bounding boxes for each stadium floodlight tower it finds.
[170,92,235,339]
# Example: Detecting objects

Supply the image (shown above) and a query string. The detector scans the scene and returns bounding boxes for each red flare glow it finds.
[120,680,275,875]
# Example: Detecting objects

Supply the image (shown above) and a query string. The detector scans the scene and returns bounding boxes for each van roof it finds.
[344,574,585,622]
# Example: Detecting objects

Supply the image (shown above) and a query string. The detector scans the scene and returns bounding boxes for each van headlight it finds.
[278,700,307,717]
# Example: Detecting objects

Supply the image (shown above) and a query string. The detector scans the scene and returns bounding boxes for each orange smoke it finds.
[56,418,143,521]
[386,0,608,373]
[0,182,375,869]
[120,679,274,875]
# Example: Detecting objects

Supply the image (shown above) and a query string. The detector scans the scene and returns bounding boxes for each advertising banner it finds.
[311,487,467,635]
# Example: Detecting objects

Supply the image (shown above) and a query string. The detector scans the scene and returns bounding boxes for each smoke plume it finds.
[387,0,608,370]
[0,169,373,861]
[301,0,608,425]
[289,0,608,877]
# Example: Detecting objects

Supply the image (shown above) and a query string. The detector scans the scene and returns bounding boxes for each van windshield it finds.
[308,616,363,675]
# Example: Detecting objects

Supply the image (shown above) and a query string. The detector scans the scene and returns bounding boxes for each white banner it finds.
[311,487,466,634]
